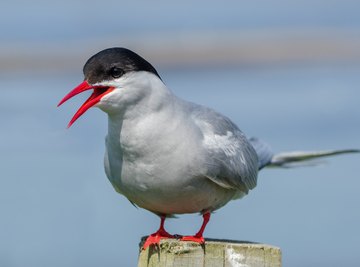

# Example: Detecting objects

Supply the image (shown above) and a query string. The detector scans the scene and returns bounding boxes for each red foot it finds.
[180,212,210,244]
[180,234,205,243]
[142,229,174,250]
[142,216,174,250]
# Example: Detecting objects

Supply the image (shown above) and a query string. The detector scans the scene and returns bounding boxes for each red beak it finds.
[58,80,114,128]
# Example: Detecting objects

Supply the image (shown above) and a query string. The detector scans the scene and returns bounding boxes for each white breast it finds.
[101,72,238,215]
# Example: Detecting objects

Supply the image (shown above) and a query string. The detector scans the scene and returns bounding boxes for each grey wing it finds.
[190,104,259,193]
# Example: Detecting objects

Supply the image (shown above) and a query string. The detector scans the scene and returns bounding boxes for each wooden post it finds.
[138,237,281,267]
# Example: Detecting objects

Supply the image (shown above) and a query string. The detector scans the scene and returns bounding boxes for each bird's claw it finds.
[142,230,174,250]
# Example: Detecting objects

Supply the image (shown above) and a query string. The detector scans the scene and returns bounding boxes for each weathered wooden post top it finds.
[138,237,281,267]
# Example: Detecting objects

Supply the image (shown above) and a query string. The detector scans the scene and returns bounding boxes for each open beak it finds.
[58,80,114,128]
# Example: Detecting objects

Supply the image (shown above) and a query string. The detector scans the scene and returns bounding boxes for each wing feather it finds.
[189,104,259,192]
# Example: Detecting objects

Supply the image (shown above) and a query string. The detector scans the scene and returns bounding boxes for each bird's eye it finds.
[110,67,124,78]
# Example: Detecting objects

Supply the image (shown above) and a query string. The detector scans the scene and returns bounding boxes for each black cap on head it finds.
[83,47,161,84]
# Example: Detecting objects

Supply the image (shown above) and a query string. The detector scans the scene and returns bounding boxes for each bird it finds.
[58,47,359,249]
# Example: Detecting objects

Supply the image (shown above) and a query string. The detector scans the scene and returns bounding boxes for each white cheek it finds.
[94,78,126,109]
[98,90,122,107]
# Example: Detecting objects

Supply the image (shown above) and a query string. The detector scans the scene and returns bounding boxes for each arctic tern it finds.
[58,47,359,249]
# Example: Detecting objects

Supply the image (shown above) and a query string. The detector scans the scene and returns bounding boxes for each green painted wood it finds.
[138,238,281,267]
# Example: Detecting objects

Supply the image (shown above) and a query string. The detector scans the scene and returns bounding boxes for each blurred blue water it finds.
[1,65,359,266]
[1,0,360,43]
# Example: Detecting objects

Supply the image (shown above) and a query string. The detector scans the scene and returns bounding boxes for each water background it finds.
[1,1,360,266]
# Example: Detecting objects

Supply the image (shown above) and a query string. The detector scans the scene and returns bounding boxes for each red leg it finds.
[142,216,174,250]
[181,212,211,243]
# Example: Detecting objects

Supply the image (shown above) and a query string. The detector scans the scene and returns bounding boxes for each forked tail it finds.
[249,137,360,170]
